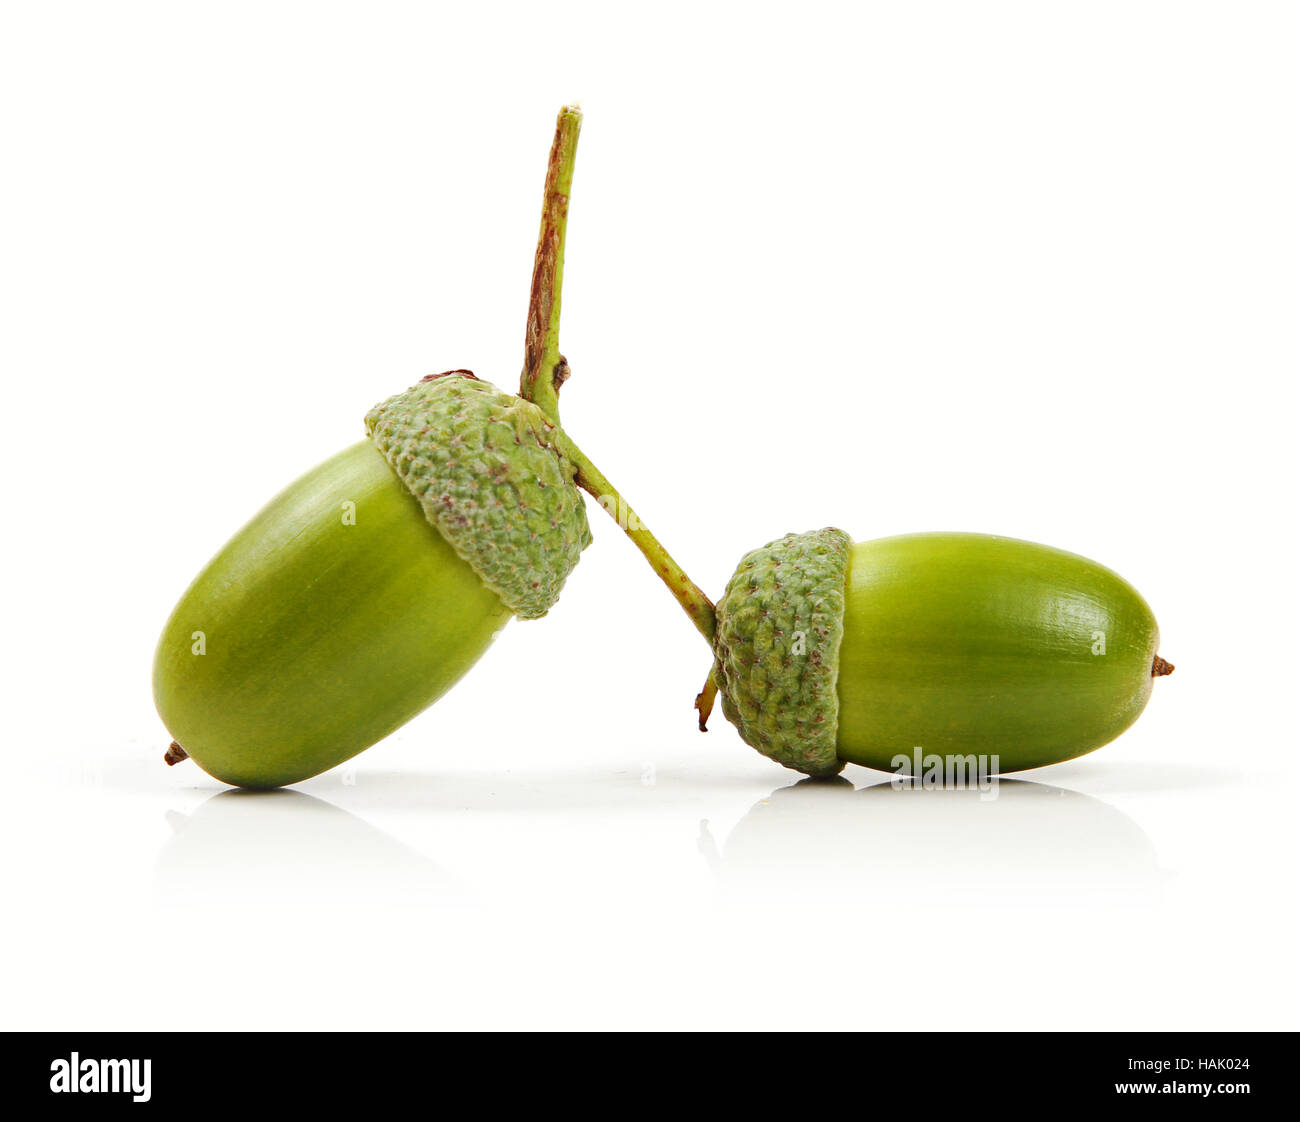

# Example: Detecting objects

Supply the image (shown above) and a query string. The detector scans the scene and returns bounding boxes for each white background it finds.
[2,1,1296,1031]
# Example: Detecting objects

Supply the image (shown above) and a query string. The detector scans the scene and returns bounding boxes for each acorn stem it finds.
[695,668,719,730]
[553,429,717,645]
[514,107,718,645]
[520,105,582,424]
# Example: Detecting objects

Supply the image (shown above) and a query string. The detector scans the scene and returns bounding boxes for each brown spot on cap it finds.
[420,369,478,383]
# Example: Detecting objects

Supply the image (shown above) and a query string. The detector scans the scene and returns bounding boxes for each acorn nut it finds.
[707,529,1172,776]
[153,373,589,788]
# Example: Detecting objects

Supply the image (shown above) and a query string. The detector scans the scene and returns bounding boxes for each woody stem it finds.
[519,105,581,424]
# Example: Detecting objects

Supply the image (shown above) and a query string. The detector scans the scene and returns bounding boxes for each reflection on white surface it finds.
[155,789,466,908]
[702,777,1161,899]
[152,770,1164,911]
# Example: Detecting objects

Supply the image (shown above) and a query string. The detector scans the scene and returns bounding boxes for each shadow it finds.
[699,775,1162,900]
[293,765,766,811]
[155,789,466,909]
[1036,760,1238,796]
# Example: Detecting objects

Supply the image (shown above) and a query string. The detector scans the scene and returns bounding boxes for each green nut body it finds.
[153,372,590,789]
[713,530,1167,776]
[837,533,1161,772]
[153,441,510,788]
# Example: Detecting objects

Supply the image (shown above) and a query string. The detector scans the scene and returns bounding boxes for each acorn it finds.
[695,529,1173,777]
[154,371,589,788]
[154,107,645,788]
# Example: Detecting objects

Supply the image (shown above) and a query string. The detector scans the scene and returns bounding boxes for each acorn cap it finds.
[365,371,591,619]
[713,527,852,777]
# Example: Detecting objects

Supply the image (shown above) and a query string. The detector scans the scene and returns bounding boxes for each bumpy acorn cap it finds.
[365,371,591,619]
[713,527,853,777]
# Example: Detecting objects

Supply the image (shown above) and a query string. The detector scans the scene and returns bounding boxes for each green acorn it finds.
[153,107,645,788]
[701,529,1173,777]
[154,372,588,788]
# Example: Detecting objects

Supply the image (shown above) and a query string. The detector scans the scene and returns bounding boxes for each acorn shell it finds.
[713,530,1164,776]
[836,532,1160,773]
[154,372,592,788]
[153,441,511,788]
